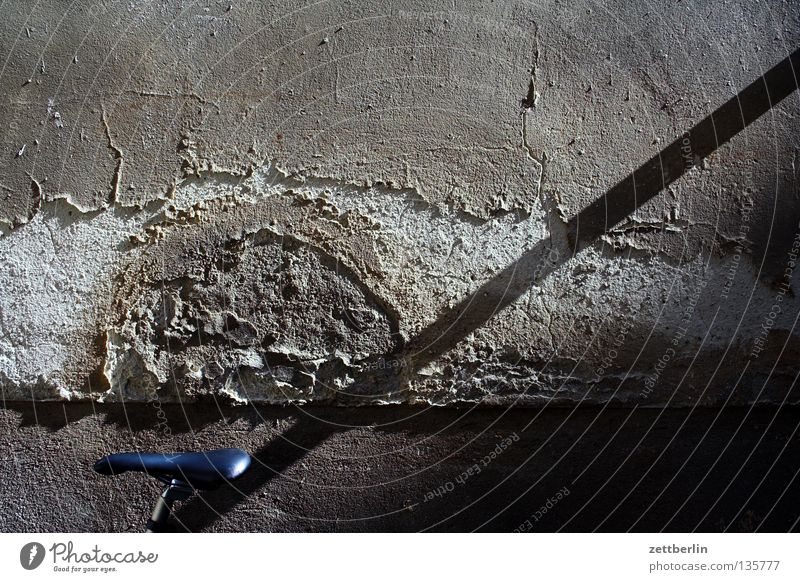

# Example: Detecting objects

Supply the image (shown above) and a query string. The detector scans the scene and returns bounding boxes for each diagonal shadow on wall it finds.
[166,47,800,530]
[171,414,340,532]
[395,47,800,376]
[168,48,800,531]
[7,49,796,532]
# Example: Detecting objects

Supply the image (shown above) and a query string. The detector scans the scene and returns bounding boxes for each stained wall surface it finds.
[3,403,800,532]
[1,1,800,406]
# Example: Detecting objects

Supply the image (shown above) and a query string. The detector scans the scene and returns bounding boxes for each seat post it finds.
[146,480,195,533]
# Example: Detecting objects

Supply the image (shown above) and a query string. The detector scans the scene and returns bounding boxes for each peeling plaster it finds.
[1,0,799,406]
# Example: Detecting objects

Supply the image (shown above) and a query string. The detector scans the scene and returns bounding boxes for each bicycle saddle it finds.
[93,448,251,490]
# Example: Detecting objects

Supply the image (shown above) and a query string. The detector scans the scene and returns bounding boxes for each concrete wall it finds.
[2,0,800,535]
[1,1,799,407]
[3,403,800,532]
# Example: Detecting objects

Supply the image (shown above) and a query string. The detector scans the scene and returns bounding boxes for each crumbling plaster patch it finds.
[1,158,798,405]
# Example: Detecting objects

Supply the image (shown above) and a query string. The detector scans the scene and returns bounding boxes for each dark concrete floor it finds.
[1,402,799,532]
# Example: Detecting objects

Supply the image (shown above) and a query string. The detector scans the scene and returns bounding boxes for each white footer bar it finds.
[1,533,796,581]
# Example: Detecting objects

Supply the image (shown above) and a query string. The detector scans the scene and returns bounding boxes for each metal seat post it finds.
[146,480,195,533]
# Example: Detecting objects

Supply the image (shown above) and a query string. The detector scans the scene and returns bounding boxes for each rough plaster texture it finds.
[1,1,800,405]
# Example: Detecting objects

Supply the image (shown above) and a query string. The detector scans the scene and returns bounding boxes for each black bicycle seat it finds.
[93,448,251,490]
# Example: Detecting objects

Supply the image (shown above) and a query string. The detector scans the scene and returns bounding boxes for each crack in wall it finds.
[101,108,123,206]
[2,37,798,404]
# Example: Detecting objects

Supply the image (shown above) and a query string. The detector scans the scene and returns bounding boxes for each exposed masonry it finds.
[1,0,799,405]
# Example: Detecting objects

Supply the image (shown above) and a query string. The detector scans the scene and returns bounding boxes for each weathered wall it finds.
[1,1,800,405]
[3,403,800,532]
